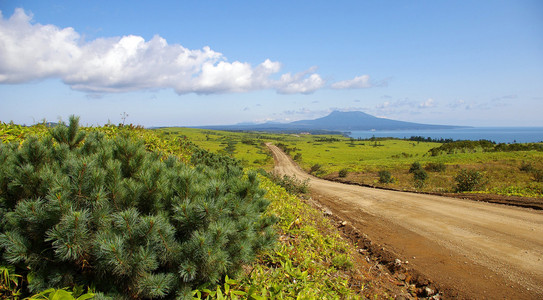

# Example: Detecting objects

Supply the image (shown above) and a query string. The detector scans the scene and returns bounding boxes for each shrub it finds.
[408,162,423,173]
[532,169,543,183]
[454,169,484,192]
[519,162,535,173]
[0,117,276,298]
[266,172,309,195]
[378,170,394,184]
[413,169,428,189]
[338,168,348,178]
[425,162,447,172]
[310,164,322,175]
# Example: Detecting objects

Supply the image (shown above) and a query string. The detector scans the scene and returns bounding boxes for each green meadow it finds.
[155,127,276,169]
[155,127,543,198]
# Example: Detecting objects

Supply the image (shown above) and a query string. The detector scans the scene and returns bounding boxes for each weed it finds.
[332,254,354,270]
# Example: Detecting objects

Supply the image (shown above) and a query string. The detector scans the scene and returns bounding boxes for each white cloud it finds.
[1,9,368,95]
[419,98,435,108]
[330,75,371,89]
[449,99,471,110]
[275,67,325,94]
[376,101,391,109]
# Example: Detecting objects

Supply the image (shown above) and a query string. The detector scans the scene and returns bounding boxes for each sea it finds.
[347,127,543,144]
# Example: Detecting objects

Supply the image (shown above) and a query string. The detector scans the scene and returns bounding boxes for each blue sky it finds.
[1,1,542,127]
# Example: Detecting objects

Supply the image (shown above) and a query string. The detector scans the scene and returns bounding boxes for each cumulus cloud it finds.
[275,67,325,94]
[330,75,371,89]
[0,9,369,95]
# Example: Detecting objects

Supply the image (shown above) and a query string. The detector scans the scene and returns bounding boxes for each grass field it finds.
[155,127,277,169]
[153,127,543,198]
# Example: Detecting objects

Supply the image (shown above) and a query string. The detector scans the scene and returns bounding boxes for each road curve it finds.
[267,143,543,299]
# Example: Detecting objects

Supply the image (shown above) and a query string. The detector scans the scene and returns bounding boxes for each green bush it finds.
[408,162,423,173]
[519,162,535,172]
[378,170,394,184]
[454,169,484,192]
[338,168,348,178]
[425,162,447,172]
[532,169,543,183]
[309,164,322,175]
[413,169,428,189]
[0,117,276,299]
[266,173,309,195]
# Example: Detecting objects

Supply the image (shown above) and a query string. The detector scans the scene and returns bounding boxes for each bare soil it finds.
[267,143,543,299]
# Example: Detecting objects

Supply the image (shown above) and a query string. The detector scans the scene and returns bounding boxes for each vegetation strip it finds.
[1,120,396,299]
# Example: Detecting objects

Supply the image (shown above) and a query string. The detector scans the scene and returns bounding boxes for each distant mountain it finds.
[289,111,462,131]
[195,111,464,133]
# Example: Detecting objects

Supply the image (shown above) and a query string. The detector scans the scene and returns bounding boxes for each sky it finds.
[1,0,542,127]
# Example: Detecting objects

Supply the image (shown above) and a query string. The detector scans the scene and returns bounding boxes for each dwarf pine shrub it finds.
[0,116,276,299]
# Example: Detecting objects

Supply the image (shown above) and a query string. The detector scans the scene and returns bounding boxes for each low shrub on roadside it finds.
[378,170,394,184]
[425,162,447,172]
[408,162,423,173]
[519,162,535,173]
[455,169,484,192]
[413,169,428,189]
[310,163,323,175]
[265,172,309,195]
[338,168,349,178]
[532,169,543,183]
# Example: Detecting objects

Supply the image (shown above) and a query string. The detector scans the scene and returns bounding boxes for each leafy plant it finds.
[408,162,423,173]
[519,162,535,173]
[0,265,22,299]
[309,164,322,175]
[338,168,348,178]
[412,169,428,189]
[378,170,394,184]
[331,254,353,270]
[27,288,94,300]
[455,169,484,192]
[532,169,543,183]
[425,162,446,172]
[265,173,309,195]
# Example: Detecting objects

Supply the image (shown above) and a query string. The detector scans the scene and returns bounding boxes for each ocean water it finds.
[347,127,543,144]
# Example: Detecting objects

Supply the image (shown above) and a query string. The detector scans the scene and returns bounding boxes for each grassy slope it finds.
[155,127,275,169]
[1,123,379,299]
[154,127,543,198]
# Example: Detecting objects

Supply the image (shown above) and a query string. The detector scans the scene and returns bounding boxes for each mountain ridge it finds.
[194,111,465,133]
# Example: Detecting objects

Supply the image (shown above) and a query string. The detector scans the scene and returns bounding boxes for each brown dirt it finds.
[267,143,543,299]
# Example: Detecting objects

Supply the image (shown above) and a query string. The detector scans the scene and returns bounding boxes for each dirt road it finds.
[267,143,543,299]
